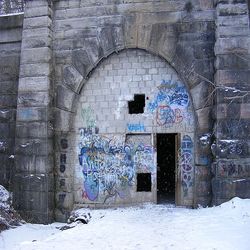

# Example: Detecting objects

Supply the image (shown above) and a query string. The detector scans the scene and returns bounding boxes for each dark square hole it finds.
[137,173,151,192]
[128,94,145,114]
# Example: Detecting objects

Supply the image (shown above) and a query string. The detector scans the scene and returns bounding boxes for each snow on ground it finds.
[1,197,250,250]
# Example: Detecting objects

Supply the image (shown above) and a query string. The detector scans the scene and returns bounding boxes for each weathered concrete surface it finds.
[212,0,250,205]
[0,14,23,190]
[1,0,249,223]
[13,0,54,224]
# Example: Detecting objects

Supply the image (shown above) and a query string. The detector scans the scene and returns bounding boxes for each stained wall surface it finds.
[0,0,249,224]
[0,14,23,189]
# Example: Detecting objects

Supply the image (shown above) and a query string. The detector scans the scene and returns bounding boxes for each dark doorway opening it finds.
[157,133,176,204]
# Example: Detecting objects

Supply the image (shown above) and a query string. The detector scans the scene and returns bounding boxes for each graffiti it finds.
[216,140,247,156]
[58,193,66,205]
[79,127,99,136]
[60,179,66,188]
[78,134,154,203]
[81,106,96,128]
[148,80,189,112]
[217,160,250,178]
[60,153,66,164]
[156,106,183,126]
[60,139,68,149]
[127,123,146,132]
[60,165,66,173]
[147,79,191,127]
[179,135,193,196]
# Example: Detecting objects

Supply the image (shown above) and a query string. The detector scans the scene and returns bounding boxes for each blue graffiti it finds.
[78,135,154,203]
[127,123,146,132]
[148,80,189,113]
[180,135,193,196]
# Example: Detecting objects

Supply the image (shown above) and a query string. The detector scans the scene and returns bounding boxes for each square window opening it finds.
[128,94,145,114]
[137,173,151,192]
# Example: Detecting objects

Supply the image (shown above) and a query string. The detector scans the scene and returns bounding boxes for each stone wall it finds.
[13,0,54,224]
[3,0,244,223]
[212,0,250,205]
[53,0,215,221]
[0,14,23,190]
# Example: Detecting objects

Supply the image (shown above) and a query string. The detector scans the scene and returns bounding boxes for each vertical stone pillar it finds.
[213,0,250,204]
[13,0,54,223]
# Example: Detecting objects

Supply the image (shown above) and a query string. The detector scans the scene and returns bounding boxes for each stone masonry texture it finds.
[0,0,249,223]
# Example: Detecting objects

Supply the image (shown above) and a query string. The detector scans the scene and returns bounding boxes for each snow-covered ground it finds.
[1,198,250,250]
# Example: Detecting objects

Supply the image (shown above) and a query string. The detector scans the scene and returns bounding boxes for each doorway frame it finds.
[154,133,181,205]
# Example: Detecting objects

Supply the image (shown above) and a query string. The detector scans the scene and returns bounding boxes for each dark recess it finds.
[137,173,151,192]
[128,94,145,114]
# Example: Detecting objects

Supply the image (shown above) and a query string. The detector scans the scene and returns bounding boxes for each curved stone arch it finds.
[56,45,213,220]
[60,44,209,133]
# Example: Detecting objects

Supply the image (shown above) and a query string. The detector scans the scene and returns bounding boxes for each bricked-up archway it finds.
[13,0,216,222]
[73,49,196,207]
[55,42,213,220]
[52,2,215,221]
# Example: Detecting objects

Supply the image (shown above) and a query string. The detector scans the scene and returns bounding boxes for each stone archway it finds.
[72,49,196,207]
[55,43,213,220]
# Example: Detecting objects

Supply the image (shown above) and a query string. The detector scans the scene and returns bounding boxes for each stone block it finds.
[54,108,75,132]
[20,63,51,78]
[193,42,214,59]
[14,173,54,192]
[22,27,51,39]
[124,14,137,48]
[0,56,20,81]
[18,76,51,92]
[16,107,48,122]
[24,6,51,18]
[190,81,213,110]
[216,14,249,27]
[215,54,249,70]
[195,180,212,197]
[215,119,250,139]
[195,165,212,181]
[15,154,54,174]
[0,14,24,29]
[240,104,250,119]
[213,139,248,158]
[56,85,79,112]
[215,37,250,55]
[212,178,236,201]
[235,179,250,198]
[23,16,52,29]
[22,36,52,49]
[215,70,250,86]
[216,26,249,38]
[196,107,212,131]
[63,65,84,93]
[0,95,17,108]
[0,28,23,43]
[217,3,248,16]
[16,121,53,139]
[214,159,250,178]
[72,49,91,77]
[15,138,53,156]
[0,123,14,139]
[13,191,54,223]
[0,109,16,122]
[0,80,18,94]
[17,92,50,107]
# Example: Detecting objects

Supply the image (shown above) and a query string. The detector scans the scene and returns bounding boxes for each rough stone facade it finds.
[0,0,249,223]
